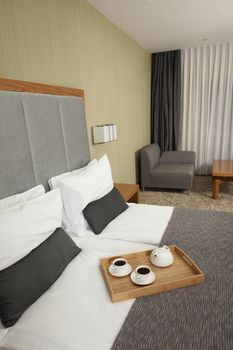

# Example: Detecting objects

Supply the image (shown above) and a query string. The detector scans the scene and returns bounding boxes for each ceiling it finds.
[87,0,233,52]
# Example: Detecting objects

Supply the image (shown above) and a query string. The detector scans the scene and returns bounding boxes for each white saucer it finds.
[108,263,132,277]
[130,271,156,286]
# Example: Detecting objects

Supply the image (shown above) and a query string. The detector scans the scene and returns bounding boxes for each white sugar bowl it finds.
[150,245,174,267]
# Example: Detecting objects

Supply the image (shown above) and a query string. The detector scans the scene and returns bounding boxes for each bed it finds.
[0,78,232,350]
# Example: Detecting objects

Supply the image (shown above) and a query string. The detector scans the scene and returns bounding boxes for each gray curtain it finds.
[151,50,181,152]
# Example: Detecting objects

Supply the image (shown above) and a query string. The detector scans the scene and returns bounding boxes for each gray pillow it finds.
[0,228,81,328]
[83,187,128,235]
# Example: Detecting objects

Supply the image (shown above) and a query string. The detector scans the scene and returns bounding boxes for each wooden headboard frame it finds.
[0,77,84,98]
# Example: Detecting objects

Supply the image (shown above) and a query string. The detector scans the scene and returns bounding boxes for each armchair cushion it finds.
[160,151,195,166]
[151,163,194,189]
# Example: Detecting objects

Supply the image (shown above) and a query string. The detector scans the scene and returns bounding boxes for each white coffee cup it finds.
[135,265,151,282]
[111,258,128,274]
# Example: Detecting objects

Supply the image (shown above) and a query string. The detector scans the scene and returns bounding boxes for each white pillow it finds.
[48,160,98,234]
[48,159,97,189]
[0,185,45,210]
[0,188,63,271]
[58,154,113,236]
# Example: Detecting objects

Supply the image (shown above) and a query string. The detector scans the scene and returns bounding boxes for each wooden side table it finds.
[114,183,139,203]
[212,160,233,199]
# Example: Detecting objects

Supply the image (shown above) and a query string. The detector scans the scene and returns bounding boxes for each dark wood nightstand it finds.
[114,183,139,203]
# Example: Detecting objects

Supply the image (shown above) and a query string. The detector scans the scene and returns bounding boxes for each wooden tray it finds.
[100,245,204,302]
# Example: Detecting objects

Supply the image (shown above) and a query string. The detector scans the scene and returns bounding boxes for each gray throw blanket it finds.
[112,208,233,350]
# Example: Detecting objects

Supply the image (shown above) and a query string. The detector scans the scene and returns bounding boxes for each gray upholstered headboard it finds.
[0,78,90,199]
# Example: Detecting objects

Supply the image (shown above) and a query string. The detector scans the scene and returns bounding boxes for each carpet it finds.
[112,208,233,350]
[140,175,233,212]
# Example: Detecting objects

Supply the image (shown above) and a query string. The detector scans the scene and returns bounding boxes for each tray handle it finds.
[182,255,193,267]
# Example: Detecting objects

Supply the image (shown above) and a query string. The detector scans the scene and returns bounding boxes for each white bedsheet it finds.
[0,240,155,350]
[0,204,173,350]
[84,203,173,245]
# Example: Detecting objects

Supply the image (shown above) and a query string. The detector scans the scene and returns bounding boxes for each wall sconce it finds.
[92,124,117,144]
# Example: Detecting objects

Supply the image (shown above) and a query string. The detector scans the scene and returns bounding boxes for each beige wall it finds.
[0,0,151,183]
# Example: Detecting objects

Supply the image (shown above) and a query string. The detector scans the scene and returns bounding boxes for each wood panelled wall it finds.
[0,0,151,183]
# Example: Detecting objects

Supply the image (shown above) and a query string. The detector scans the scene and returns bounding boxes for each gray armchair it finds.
[140,144,195,191]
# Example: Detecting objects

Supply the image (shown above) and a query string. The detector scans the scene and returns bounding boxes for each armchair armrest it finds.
[160,151,195,166]
[140,144,161,171]
[140,144,161,187]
